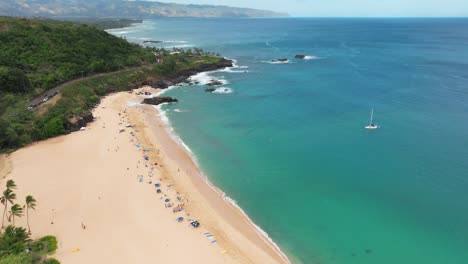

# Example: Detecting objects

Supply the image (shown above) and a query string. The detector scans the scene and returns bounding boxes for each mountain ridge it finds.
[0,0,289,18]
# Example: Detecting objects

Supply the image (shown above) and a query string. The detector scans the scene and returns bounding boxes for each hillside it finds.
[0,0,288,18]
[0,17,226,152]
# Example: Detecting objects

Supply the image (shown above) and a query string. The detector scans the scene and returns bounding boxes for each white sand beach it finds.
[0,88,289,264]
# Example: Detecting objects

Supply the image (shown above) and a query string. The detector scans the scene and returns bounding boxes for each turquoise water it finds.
[108,18,468,263]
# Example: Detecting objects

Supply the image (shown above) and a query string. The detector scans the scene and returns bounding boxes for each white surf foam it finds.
[221,195,292,263]
[163,40,188,44]
[220,68,248,73]
[156,85,179,96]
[212,87,233,94]
[188,72,228,86]
[173,109,190,113]
[263,60,290,64]
[304,55,319,60]
[220,59,249,73]
[166,44,194,49]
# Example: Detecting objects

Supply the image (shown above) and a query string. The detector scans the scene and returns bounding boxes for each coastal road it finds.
[29,65,155,109]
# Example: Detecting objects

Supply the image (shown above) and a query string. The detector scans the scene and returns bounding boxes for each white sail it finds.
[365,108,379,129]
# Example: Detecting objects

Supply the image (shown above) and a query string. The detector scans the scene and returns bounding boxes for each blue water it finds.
[108,18,468,263]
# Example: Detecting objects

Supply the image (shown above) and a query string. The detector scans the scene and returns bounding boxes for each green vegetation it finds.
[0,17,223,153]
[0,16,154,93]
[0,226,59,264]
[0,180,55,263]
[64,18,143,30]
[0,16,157,152]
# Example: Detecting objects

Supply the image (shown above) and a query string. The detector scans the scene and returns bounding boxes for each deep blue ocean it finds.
[108,18,468,263]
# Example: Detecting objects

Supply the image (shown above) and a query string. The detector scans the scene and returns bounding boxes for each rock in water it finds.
[206,80,224,86]
[295,55,306,59]
[205,88,216,93]
[271,58,289,62]
[142,97,178,105]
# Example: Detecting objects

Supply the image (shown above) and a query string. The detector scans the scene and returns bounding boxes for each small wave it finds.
[304,55,319,60]
[222,195,291,264]
[188,72,228,86]
[220,68,248,73]
[154,106,195,155]
[111,30,129,34]
[174,109,190,113]
[163,40,188,44]
[156,85,179,96]
[212,87,233,94]
[262,60,290,64]
[165,44,194,49]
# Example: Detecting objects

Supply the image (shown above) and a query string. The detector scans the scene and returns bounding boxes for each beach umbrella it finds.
[165,198,170,203]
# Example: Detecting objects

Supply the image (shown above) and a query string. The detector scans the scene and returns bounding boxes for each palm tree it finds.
[24,195,36,233]
[5,180,16,190]
[1,189,16,228]
[1,180,17,229]
[8,204,23,225]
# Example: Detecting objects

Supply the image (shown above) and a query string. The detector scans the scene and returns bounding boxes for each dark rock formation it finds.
[167,58,233,84]
[66,112,94,132]
[143,58,233,89]
[142,96,178,105]
[206,80,223,86]
[205,88,216,93]
[295,55,306,59]
[271,58,289,62]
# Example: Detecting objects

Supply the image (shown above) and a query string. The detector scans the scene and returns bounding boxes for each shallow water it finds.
[108,18,468,263]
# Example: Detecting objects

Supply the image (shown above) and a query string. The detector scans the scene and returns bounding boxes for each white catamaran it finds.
[365,108,379,130]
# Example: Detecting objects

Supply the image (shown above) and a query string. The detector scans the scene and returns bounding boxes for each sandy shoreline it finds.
[0,88,290,263]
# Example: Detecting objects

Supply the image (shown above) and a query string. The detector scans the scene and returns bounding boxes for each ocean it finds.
[108,18,468,264]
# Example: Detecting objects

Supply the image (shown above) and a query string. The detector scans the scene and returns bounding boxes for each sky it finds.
[154,0,468,17]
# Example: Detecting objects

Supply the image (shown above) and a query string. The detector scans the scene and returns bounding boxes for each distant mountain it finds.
[0,0,288,18]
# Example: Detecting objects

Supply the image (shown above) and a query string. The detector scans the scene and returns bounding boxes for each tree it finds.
[0,226,31,257]
[5,181,16,191]
[24,196,36,234]
[1,189,16,228]
[8,205,23,225]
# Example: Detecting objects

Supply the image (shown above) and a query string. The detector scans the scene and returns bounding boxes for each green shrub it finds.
[42,117,65,138]
[0,253,32,264]
[31,236,57,254]
[43,258,60,264]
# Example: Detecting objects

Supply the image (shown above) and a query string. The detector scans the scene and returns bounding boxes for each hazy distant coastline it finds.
[0,0,289,19]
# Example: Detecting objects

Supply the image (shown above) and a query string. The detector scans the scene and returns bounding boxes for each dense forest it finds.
[0,17,222,153]
[0,17,154,94]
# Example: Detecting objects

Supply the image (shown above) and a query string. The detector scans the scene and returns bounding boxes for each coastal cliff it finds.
[143,58,233,89]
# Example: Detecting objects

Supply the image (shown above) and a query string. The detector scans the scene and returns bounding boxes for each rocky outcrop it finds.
[205,88,216,93]
[167,58,233,85]
[271,58,288,63]
[142,96,178,105]
[295,55,306,59]
[206,80,223,86]
[144,58,233,89]
[66,112,94,132]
